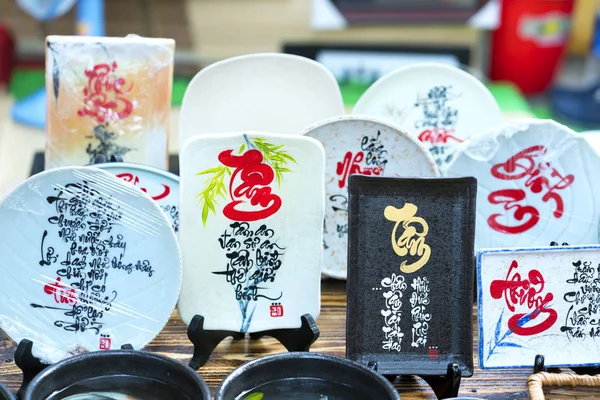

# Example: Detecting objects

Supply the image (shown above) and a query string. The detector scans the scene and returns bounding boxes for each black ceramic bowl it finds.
[216,352,400,400]
[23,350,210,400]
[0,383,14,400]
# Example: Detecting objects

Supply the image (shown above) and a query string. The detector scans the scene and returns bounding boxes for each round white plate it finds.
[0,167,181,363]
[445,119,600,250]
[179,53,344,148]
[95,162,179,234]
[303,116,440,280]
[353,63,503,171]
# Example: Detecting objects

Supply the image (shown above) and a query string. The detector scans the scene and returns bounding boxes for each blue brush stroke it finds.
[487,308,529,360]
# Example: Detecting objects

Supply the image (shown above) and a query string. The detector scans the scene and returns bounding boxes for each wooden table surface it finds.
[0,279,535,399]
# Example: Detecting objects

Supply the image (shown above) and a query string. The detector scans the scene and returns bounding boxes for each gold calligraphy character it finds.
[384,203,431,273]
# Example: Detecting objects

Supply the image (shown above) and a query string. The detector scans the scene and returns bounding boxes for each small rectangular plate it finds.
[346,175,476,376]
[479,245,600,369]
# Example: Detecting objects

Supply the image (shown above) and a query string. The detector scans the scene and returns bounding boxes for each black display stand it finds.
[14,339,133,399]
[421,363,462,399]
[369,363,461,399]
[533,354,600,376]
[186,314,320,370]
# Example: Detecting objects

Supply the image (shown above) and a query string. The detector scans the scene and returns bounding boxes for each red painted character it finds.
[219,149,282,221]
[488,145,574,234]
[418,127,463,144]
[116,173,170,201]
[490,260,557,336]
[44,277,77,305]
[78,61,134,124]
[336,152,364,188]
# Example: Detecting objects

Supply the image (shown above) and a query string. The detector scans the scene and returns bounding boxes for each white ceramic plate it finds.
[302,115,440,280]
[95,162,179,234]
[353,63,503,171]
[178,132,325,333]
[478,245,600,368]
[0,167,181,363]
[178,53,345,148]
[446,119,600,251]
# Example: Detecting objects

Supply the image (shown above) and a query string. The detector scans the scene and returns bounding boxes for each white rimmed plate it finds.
[353,63,503,171]
[0,167,181,363]
[95,162,179,234]
[302,115,440,280]
[178,53,344,148]
[445,119,600,250]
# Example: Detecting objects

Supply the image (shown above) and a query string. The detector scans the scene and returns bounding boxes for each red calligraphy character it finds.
[219,149,282,221]
[525,168,574,219]
[115,173,171,201]
[78,62,134,124]
[418,127,463,144]
[491,145,547,181]
[490,260,557,336]
[487,189,540,234]
[116,173,138,185]
[44,277,77,305]
[363,167,383,176]
[336,151,364,188]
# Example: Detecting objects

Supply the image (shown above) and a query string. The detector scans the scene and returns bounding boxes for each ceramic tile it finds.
[479,245,600,368]
[45,35,175,170]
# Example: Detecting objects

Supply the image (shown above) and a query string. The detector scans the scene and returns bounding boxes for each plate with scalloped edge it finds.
[445,119,600,251]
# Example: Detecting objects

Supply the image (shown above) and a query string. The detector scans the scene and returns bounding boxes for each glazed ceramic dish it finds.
[353,63,503,171]
[445,119,600,250]
[0,167,181,363]
[178,53,344,148]
[346,176,476,377]
[303,115,440,280]
[24,350,210,400]
[216,352,400,400]
[95,162,179,233]
[178,132,325,333]
[479,245,600,369]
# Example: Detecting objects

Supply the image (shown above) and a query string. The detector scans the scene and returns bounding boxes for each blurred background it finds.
[1,0,599,121]
[0,0,598,186]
